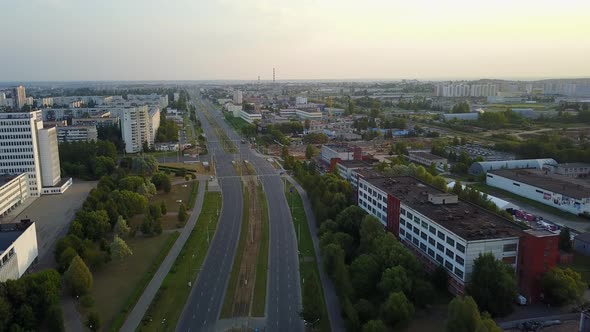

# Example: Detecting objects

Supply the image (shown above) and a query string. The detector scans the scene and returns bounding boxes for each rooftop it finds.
[489,169,590,199]
[337,160,370,168]
[323,144,353,152]
[558,163,590,169]
[0,221,32,252]
[408,151,447,161]
[358,171,524,241]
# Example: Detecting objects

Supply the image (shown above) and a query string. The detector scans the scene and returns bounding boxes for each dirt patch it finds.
[229,176,263,317]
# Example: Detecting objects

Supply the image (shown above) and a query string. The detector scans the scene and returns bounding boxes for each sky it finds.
[1,0,589,81]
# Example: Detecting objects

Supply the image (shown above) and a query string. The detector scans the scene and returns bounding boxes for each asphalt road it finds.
[176,93,244,332]
[199,98,303,332]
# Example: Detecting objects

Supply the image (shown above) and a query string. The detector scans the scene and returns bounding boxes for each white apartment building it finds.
[295,96,308,105]
[0,111,70,202]
[149,107,161,140]
[0,174,28,217]
[72,117,119,128]
[239,110,262,124]
[56,125,98,143]
[356,171,523,294]
[295,109,323,120]
[13,86,26,110]
[36,97,54,107]
[0,93,6,107]
[0,221,38,282]
[120,106,155,153]
[233,90,243,105]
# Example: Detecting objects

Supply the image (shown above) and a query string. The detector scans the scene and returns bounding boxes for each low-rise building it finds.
[547,163,590,178]
[155,142,180,151]
[355,170,558,301]
[0,220,38,282]
[0,174,29,217]
[407,151,448,169]
[56,125,98,143]
[320,144,361,164]
[486,169,590,216]
[72,117,119,128]
[239,110,262,124]
[469,158,557,175]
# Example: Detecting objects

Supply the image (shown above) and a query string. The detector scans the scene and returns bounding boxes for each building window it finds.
[413,237,419,246]
[444,260,453,271]
[400,228,405,236]
[502,256,516,264]
[454,267,464,279]
[512,182,521,187]
[415,216,421,223]
[437,231,445,240]
[428,237,435,246]
[407,234,413,242]
[429,225,436,234]
[419,243,427,251]
[503,243,517,252]
[400,218,405,225]
[407,212,413,220]
[445,249,454,259]
[436,254,443,264]
[421,232,428,240]
[446,237,455,246]
[455,256,464,265]
[456,243,465,253]
[437,243,444,252]
[428,248,435,257]
[413,226,420,235]
[421,221,428,229]
[400,208,406,216]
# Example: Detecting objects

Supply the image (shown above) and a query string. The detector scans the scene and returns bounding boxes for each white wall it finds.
[37,128,61,187]
[13,223,38,278]
[486,173,590,215]
[0,174,29,216]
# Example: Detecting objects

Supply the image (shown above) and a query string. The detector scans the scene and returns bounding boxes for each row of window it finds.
[400,225,465,267]
[0,141,33,146]
[400,214,466,253]
[0,154,34,160]
[0,161,35,167]
[0,147,34,153]
[0,120,30,126]
[0,134,32,140]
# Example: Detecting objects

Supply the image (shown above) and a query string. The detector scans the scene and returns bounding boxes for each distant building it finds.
[0,221,38,282]
[72,117,119,128]
[468,158,557,175]
[12,86,26,110]
[120,106,156,153]
[239,109,262,124]
[407,151,448,169]
[442,113,479,121]
[486,169,590,216]
[155,142,179,151]
[148,108,161,141]
[173,93,180,101]
[56,125,98,143]
[226,104,243,117]
[295,96,308,105]
[233,90,243,105]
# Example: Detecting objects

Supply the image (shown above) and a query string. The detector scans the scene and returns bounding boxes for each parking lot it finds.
[9,180,97,270]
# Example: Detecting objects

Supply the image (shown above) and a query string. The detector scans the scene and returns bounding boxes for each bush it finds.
[80,295,95,308]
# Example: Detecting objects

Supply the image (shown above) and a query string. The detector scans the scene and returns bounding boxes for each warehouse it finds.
[468,158,557,175]
[486,169,590,216]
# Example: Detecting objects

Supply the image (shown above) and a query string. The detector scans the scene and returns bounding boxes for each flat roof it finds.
[489,169,590,199]
[359,171,524,241]
[0,221,32,252]
[558,163,590,168]
[337,160,370,168]
[0,174,20,187]
[409,151,447,161]
[323,144,353,152]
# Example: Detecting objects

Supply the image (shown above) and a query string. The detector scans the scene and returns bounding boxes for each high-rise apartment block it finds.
[434,84,498,97]
[119,106,161,153]
[233,90,243,105]
[12,86,26,110]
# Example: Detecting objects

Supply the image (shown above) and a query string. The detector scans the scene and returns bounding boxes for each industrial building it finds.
[407,151,448,169]
[320,144,361,164]
[355,169,558,302]
[0,220,38,282]
[486,169,590,216]
[468,158,557,175]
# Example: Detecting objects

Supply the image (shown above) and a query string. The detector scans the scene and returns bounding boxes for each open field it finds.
[139,192,222,332]
[285,182,331,332]
[150,182,195,213]
[221,177,269,318]
[88,233,178,331]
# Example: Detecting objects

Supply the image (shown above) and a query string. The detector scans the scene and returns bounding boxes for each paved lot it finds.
[8,180,97,270]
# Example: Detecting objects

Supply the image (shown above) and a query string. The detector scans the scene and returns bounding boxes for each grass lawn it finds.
[139,192,222,332]
[252,184,269,317]
[225,115,250,132]
[469,182,587,222]
[89,233,178,331]
[220,185,249,318]
[151,182,195,213]
[561,253,590,285]
[285,182,331,332]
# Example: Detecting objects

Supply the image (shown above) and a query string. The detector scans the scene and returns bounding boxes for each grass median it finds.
[252,183,269,317]
[139,192,222,332]
[285,182,331,332]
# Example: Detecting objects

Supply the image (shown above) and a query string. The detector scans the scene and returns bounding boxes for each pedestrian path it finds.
[119,179,207,332]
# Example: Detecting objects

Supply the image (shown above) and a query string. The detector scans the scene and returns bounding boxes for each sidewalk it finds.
[284,176,345,332]
[119,179,207,332]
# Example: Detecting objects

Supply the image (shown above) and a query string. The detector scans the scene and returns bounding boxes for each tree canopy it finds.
[540,267,587,306]
[468,253,517,316]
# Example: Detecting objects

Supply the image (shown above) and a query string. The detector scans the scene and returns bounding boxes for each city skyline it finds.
[2,0,589,81]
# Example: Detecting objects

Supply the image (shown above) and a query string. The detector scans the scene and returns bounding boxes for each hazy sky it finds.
[1,0,589,81]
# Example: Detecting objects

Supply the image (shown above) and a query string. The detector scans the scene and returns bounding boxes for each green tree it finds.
[359,215,384,253]
[149,204,162,221]
[86,311,101,332]
[178,203,187,223]
[362,319,386,332]
[350,254,380,295]
[57,247,78,273]
[110,236,133,261]
[114,216,130,237]
[468,253,517,316]
[305,144,314,159]
[64,255,93,296]
[558,227,573,253]
[160,201,167,215]
[540,267,587,306]
[151,172,171,192]
[378,266,411,295]
[0,296,12,331]
[381,291,414,327]
[446,296,481,332]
